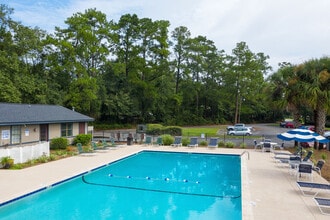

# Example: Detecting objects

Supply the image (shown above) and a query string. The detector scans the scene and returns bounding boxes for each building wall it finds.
[0,126,10,146]
[49,124,60,139]
[0,120,90,164]
[21,125,39,143]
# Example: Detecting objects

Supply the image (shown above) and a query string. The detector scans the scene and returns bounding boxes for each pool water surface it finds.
[0,151,242,219]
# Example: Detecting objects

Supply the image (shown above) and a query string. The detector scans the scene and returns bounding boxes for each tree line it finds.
[1,5,329,131]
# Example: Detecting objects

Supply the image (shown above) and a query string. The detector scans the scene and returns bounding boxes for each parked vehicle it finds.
[298,125,315,131]
[284,122,294,128]
[324,131,330,138]
[227,123,245,131]
[280,119,294,128]
[227,123,252,131]
[227,127,252,136]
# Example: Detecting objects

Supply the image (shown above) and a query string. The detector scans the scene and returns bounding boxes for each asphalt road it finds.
[219,123,291,147]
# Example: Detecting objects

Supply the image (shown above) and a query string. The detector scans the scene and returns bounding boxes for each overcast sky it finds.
[3,0,330,71]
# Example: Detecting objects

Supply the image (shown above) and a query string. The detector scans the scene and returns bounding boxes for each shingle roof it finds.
[0,103,94,126]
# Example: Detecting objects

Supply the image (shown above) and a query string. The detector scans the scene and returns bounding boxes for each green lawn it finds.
[182,127,220,137]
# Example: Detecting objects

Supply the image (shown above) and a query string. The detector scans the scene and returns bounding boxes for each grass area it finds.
[182,127,220,137]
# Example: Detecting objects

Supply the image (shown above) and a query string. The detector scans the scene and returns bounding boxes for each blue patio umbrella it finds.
[277,129,329,160]
[277,129,329,143]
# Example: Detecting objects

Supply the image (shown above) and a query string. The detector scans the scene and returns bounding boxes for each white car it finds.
[227,127,252,136]
[324,131,330,138]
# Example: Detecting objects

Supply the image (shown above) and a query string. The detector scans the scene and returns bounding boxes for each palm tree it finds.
[295,57,330,148]
[269,63,305,127]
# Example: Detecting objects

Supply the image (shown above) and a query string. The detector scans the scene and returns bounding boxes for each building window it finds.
[61,123,73,137]
[11,126,21,144]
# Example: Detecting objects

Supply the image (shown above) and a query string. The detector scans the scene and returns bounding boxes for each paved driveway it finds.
[217,123,291,147]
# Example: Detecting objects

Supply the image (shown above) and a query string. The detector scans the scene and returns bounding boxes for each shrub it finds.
[161,134,174,145]
[199,140,208,147]
[218,141,225,148]
[321,153,327,160]
[146,124,182,136]
[240,143,247,148]
[225,141,235,148]
[11,163,23,169]
[37,155,49,163]
[73,134,92,145]
[181,137,190,146]
[146,124,164,135]
[163,126,182,136]
[50,137,68,150]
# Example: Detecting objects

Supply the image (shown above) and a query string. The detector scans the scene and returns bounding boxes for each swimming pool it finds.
[0,151,242,219]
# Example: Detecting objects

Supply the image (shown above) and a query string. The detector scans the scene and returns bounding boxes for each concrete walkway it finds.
[0,145,329,219]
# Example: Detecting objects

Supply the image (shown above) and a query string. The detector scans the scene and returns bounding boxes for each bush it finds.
[146,124,182,136]
[50,137,68,150]
[321,153,328,160]
[199,140,208,147]
[73,134,92,145]
[240,143,247,148]
[163,126,182,136]
[161,134,174,145]
[218,141,225,148]
[146,124,164,135]
[181,137,190,146]
[225,141,235,148]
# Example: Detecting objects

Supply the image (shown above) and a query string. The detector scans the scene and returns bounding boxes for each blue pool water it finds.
[0,151,242,219]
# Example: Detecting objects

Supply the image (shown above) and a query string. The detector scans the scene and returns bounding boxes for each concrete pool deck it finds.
[0,145,329,220]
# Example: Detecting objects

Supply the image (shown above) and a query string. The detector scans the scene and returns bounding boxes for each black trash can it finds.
[127,136,133,145]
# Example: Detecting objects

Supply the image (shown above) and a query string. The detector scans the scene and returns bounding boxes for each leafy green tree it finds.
[171,26,191,94]
[0,4,46,104]
[46,8,114,114]
[224,42,270,123]
[64,77,98,116]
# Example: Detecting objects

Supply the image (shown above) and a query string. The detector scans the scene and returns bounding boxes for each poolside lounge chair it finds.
[274,148,301,159]
[208,138,218,148]
[254,140,262,150]
[277,150,311,164]
[297,181,330,197]
[313,159,325,176]
[314,197,330,215]
[262,142,272,152]
[92,142,108,152]
[188,137,198,147]
[102,138,119,149]
[76,143,95,156]
[171,137,182,147]
[302,151,313,162]
[155,137,163,146]
[144,136,152,146]
[101,140,111,148]
[273,142,284,150]
[297,162,313,181]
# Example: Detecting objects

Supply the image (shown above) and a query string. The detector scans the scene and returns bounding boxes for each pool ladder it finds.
[241,151,250,160]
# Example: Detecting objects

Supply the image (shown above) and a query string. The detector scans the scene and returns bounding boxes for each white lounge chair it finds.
[296,181,330,197]
[188,137,198,147]
[297,162,313,181]
[171,137,182,147]
[314,197,330,215]
[208,138,218,148]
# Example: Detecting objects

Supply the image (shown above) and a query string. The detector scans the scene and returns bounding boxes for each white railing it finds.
[0,142,49,164]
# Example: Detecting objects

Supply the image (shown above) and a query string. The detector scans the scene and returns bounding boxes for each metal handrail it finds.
[241,150,250,160]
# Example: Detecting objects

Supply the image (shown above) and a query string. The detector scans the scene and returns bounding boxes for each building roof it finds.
[0,103,94,126]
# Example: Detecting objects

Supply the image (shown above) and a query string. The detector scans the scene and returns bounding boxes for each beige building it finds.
[0,103,94,164]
